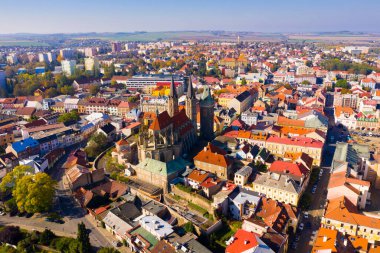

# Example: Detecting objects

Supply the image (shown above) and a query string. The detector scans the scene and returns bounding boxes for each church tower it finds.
[167,75,179,117]
[185,76,197,128]
[200,85,214,141]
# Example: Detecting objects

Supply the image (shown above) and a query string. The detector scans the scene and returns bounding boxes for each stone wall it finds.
[172,185,213,213]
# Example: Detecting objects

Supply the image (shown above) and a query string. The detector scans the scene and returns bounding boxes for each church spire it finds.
[167,75,179,117]
[169,75,178,98]
[187,75,195,99]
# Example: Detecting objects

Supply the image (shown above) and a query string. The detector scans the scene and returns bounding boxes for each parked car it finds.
[298,223,304,231]
[295,235,300,242]
[311,186,317,194]
[304,212,309,219]
[112,241,121,247]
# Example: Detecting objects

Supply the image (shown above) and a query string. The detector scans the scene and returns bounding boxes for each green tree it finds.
[335,79,350,89]
[183,222,195,234]
[85,132,109,159]
[60,85,75,96]
[0,226,23,245]
[58,110,80,124]
[13,173,56,213]
[39,229,56,245]
[77,222,91,253]
[89,84,100,96]
[45,87,58,98]
[0,165,33,193]
[241,77,247,85]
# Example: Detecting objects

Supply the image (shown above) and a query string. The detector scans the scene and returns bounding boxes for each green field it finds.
[0,40,49,47]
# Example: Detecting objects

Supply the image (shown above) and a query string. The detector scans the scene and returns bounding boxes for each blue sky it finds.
[1,0,379,33]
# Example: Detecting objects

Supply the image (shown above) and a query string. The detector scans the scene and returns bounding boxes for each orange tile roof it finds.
[187,169,210,183]
[335,106,354,117]
[194,143,231,168]
[280,126,314,135]
[348,235,368,252]
[325,197,380,229]
[312,227,338,253]
[369,246,380,253]
[277,116,305,127]
[256,198,288,232]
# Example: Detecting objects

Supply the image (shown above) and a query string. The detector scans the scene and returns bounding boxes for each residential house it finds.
[229,187,261,220]
[228,90,254,114]
[252,172,302,206]
[226,229,275,253]
[6,137,40,159]
[234,165,253,187]
[194,143,233,180]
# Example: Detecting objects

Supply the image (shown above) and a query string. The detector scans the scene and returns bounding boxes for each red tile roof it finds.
[266,135,324,148]
[269,161,310,178]
[226,229,259,253]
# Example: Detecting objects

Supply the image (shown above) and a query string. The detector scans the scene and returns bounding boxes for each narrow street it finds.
[289,108,337,253]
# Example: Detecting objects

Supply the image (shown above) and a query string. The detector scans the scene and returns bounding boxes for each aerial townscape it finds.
[1,1,380,253]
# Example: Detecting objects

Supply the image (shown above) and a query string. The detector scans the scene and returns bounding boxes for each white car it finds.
[304,212,309,219]
[298,223,304,230]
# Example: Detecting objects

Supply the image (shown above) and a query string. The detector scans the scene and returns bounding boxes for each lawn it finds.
[212,221,242,248]
[188,202,208,215]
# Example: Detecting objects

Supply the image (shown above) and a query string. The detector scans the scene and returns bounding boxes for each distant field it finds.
[0,40,49,46]
[75,31,285,42]
[288,35,380,43]
[1,31,379,45]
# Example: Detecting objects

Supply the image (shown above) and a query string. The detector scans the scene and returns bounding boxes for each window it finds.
[341,223,343,228]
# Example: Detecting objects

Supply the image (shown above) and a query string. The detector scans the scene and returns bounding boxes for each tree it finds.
[335,79,350,89]
[77,222,91,253]
[85,132,109,159]
[52,237,78,252]
[60,85,75,96]
[241,77,247,85]
[0,226,23,245]
[301,80,311,85]
[45,87,58,98]
[39,229,56,245]
[89,84,100,96]
[98,248,120,253]
[183,222,195,234]
[0,165,33,193]
[13,172,56,213]
[58,110,80,124]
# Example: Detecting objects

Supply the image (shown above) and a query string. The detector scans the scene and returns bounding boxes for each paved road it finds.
[288,108,338,252]
[0,143,112,249]
[46,145,114,249]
